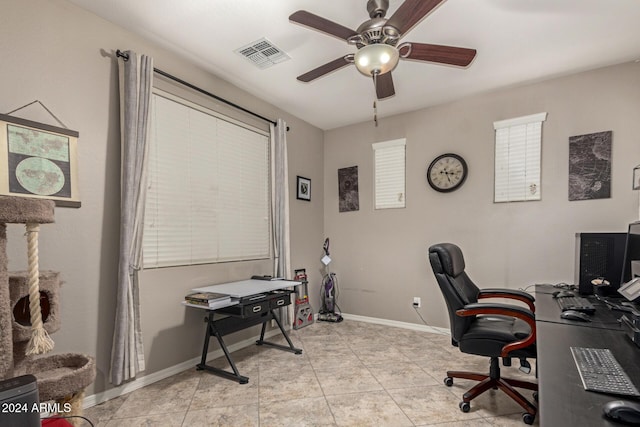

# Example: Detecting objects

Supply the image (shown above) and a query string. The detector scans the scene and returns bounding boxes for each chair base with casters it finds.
[444,357,537,424]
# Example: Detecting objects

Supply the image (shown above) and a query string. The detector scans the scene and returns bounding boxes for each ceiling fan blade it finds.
[401,42,476,67]
[386,0,445,37]
[297,56,353,82]
[289,10,358,41]
[386,0,446,37]
[375,72,395,100]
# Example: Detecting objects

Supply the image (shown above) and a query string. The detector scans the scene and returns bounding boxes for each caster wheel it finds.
[444,377,453,387]
[459,401,470,413]
[533,391,538,402]
[522,412,535,425]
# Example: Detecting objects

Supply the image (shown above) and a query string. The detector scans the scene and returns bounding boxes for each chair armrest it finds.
[478,288,535,312]
[456,302,536,358]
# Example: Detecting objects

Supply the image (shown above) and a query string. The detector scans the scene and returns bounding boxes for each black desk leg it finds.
[255,309,303,355]
[196,312,249,384]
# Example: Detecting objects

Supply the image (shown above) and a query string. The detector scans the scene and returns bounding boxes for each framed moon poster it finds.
[0,113,80,207]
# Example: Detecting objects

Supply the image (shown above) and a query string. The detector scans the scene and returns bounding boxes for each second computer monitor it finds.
[621,222,640,285]
[574,232,627,295]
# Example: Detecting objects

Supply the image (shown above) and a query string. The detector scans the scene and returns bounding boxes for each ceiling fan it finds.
[289,0,477,100]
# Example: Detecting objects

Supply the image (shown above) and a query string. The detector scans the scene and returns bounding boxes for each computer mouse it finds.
[603,400,640,424]
[553,290,575,298]
[560,310,591,322]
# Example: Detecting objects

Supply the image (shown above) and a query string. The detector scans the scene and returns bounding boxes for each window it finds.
[143,90,270,268]
[493,112,547,202]
[372,138,406,209]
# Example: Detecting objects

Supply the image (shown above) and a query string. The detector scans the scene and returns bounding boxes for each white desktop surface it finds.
[192,279,300,298]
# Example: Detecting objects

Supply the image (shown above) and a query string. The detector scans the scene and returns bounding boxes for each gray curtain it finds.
[270,119,292,324]
[111,50,153,385]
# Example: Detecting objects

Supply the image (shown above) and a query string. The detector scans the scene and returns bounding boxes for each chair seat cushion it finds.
[458,316,536,359]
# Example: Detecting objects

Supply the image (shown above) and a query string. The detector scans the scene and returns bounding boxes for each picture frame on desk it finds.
[296,176,311,201]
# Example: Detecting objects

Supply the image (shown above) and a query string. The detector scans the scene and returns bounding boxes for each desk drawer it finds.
[269,291,291,309]
[216,291,292,318]
[218,294,270,318]
[222,301,269,318]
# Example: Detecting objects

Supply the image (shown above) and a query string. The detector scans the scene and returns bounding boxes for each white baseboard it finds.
[83,314,449,408]
[339,312,450,336]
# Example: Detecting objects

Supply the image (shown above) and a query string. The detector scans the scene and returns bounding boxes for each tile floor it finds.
[84,319,539,426]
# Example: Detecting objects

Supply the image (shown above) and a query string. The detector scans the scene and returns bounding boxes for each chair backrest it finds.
[428,243,480,342]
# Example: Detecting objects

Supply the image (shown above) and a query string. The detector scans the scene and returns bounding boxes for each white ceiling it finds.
[68,0,640,130]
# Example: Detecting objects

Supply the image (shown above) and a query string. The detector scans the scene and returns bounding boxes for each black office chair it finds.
[428,243,538,425]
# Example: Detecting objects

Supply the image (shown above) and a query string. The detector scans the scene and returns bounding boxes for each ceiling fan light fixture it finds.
[354,43,399,76]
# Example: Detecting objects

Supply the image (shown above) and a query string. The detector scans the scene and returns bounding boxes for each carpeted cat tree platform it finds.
[0,196,95,426]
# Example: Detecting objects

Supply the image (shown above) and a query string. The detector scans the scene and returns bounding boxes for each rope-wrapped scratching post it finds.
[25,222,54,355]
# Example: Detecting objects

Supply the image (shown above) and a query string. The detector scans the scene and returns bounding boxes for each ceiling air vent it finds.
[234,37,290,69]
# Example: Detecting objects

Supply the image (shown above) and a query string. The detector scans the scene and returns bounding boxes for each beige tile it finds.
[205,345,260,372]
[367,361,440,389]
[112,373,199,418]
[259,369,324,403]
[418,420,492,427]
[402,341,460,362]
[190,367,259,409]
[315,364,384,395]
[104,411,185,426]
[299,333,349,349]
[388,385,485,425]
[485,412,540,426]
[259,396,336,427]
[334,320,387,336]
[183,404,259,427]
[326,390,413,427]
[83,395,127,423]
[349,344,413,366]
[256,346,308,369]
[306,345,361,369]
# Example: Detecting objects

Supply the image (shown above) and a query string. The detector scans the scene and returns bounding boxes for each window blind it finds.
[143,91,270,268]
[372,139,406,209]
[494,113,547,203]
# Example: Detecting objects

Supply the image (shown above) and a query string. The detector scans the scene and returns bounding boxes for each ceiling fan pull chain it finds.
[373,100,378,127]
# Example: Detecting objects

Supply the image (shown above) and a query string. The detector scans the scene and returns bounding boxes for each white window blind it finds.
[143,91,270,268]
[372,138,406,209]
[493,113,547,203]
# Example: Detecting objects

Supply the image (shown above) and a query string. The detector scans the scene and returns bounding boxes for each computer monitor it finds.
[621,222,640,285]
[574,232,627,295]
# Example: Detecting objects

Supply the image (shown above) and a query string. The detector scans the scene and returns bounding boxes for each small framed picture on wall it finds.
[296,176,311,201]
[634,165,640,190]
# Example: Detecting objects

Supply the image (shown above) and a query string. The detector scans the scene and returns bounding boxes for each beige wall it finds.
[1,0,324,396]
[324,62,640,328]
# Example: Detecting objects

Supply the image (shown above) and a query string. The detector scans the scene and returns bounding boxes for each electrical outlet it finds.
[413,297,421,308]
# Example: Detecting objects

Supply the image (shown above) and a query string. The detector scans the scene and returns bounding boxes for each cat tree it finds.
[0,196,95,425]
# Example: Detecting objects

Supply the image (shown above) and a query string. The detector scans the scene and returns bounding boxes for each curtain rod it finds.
[116,50,288,131]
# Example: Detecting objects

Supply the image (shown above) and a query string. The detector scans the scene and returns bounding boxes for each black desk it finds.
[535,286,640,426]
[186,279,303,384]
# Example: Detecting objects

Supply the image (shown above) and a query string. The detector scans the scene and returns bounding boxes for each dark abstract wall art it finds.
[568,131,612,201]
[338,166,359,212]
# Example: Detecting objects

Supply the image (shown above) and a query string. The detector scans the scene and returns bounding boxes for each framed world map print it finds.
[0,114,80,207]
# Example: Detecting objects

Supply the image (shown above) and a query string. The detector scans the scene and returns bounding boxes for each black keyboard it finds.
[557,296,596,314]
[570,347,640,396]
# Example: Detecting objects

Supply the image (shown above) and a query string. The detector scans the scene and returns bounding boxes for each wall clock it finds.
[427,153,468,192]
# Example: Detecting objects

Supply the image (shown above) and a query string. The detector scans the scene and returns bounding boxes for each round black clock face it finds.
[427,153,468,192]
